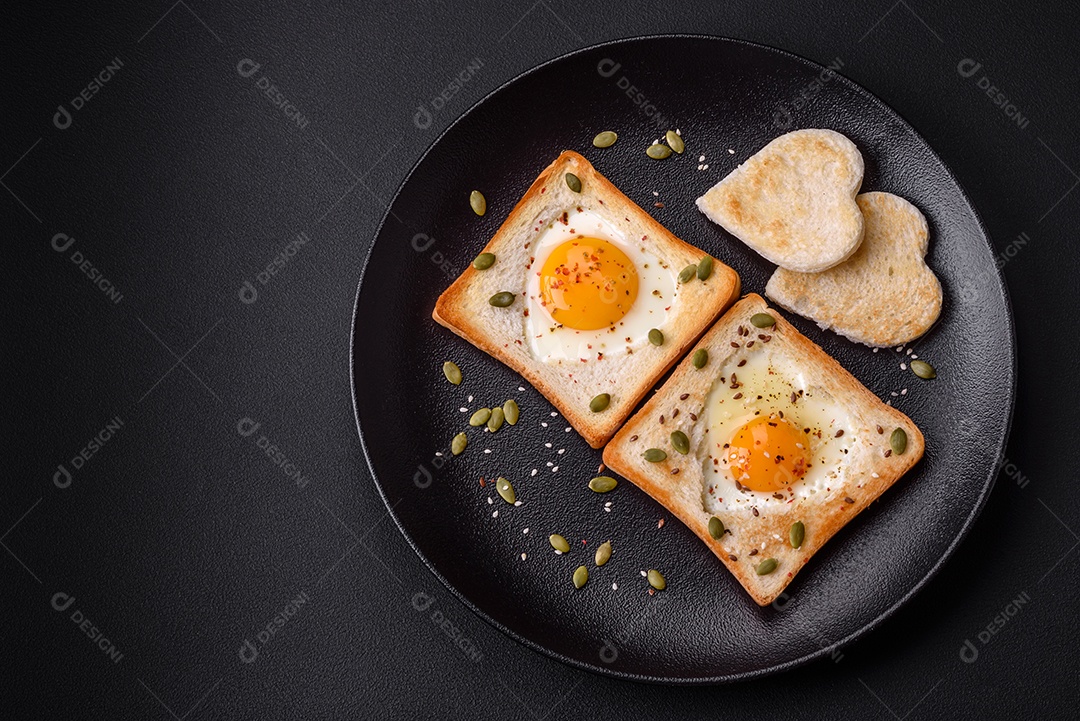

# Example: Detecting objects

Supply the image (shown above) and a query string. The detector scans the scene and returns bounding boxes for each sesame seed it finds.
[514,501,522,507]
[531,469,538,477]
[487,497,493,504]
[521,553,527,560]
[459,407,468,413]
[468,395,474,402]
[640,570,647,577]
[699,155,706,162]
[544,442,552,448]
[552,466,559,472]
[900,363,907,370]
[541,422,548,427]
[492,510,498,517]
[523,528,530,534]
[901,388,908,395]
[612,582,618,590]
[484,448,492,454]
[557,448,566,454]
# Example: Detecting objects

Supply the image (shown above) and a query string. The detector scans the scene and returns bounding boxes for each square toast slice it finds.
[434,150,741,448]
[602,294,924,604]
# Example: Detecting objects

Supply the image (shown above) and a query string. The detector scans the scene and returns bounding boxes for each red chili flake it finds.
[648,588,655,596]
[479,477,486,487]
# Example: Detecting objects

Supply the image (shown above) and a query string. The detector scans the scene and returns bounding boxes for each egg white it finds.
[525,210,676,363]
[699,348,855,514]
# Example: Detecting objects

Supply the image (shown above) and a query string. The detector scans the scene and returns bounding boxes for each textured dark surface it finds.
[354,36,1013,683]
[6,0,1079,718]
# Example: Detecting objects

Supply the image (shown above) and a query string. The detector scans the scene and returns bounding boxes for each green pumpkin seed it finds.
[647,569,666,590]
[565,172,582,193]
[708,516,725,540]
[469,190,486,216]
[451,432,467,456]
[890,427,908,455]
[648,328,664,346]
[678,264,697,284]
[549,534,570,553]
[495,476,515,504]
[646,144,673,160]
[692,348,709,369]
[473,252,496,270]
[442,361,462,385]
[487,406,505,432]
[573,565,589,589]
[589,393,611,413]
[595,541,612,566]
[670,430,689,455]
[489,291,516,307]
[755,558,778,575]
[643,448,667,463]
[502,399,519,425]
[665,130,685,154]
[593,130,618,148]
[911,360,937,380]
[697,256,713,281]
[469,408,491,427]
[588,476,618,493]
[750,312,775,328]
[789,521,805,549]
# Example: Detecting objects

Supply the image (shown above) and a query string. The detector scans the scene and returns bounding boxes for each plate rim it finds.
[349,33,1018,684]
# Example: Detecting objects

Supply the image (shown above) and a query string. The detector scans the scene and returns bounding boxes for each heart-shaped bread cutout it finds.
[696,129,865,272]
[766,191,943,347]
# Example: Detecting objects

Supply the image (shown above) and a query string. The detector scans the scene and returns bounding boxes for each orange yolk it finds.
[538,238,638,330]
[728,416,809,492]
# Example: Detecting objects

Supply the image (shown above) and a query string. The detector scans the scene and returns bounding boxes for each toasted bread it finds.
[433,151,741,448]
[696,129,865,272]
[602,294,924,605]
[765,192,943,347]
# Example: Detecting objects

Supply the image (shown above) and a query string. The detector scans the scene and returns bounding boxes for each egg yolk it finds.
[538,238,639,330]
[728,416,809,492]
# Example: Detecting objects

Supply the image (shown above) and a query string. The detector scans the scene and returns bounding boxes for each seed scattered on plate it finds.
[451,433,467,455]
[589,476,618,493]
[573,566,589,589]
[550,534,570,553]
[911,360,937,379]
[592,130,618,148]
[496,477,515,504]
[442,361,462,385]
[665,130,685,154]
[469,190,486,216]
[595,541,612,566]
[646,144,673,160]
[647,569,666,590]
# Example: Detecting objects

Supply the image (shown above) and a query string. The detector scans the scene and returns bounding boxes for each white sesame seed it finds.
[557,448,566,454]
[676,128,681,135]
[873,348,879,353]
[531,469,538,477]
[484,448,492,454]
[612,582,618,590]
[550,412,558,417]
[604,507,611,512]
[564,427,571,432]
[541,422,548,428]
[552,466,559,472]
[890,391,899,397]
[900,363,907,370]
[521,553,527,560]
[435,451,443,457]
[546,461,553,467]
[697,164,704,170]
[653,191,659,196]
[555,550,563,555]
[523,528,529,534]
[911,354,919,359]
[895,345,904,352]
[459,407,468,413]
[906,348,913,356]
[492,510,498,517]
[517,386,525,392]
[487,497,493,504]
[605,501,612,507]
[871,472,880,478]
[514,500,522,506]
[640,570,648,577]
[544,442,552,448]
[703,164,709,169]
[699,155,705,162]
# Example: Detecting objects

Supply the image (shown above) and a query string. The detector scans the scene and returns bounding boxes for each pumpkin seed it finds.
[502,399,520,425]
[451,432,467,456]
[472,252,496,270]
[595,541,612,566]
[692,348,709,369]
[890,427,908,455]
[487,406,505,432]
[589,393,610,413]
[647,569,666,590]
[648,328,664,346]
[469,190,486,216]
[442,361,462,385]
[678,264,697,284]
[495,476,515,504]
[665,130,685,154]
[697,256,713,280]
[565,172,582,193]
[755,558,778,575]
[789,521,805,549]
[489,291,515,307]
[588,476,618,493]
[549,534,571,553]
[469,408,491,427]
[646,144,673,160]
[643,448,667,463]
[592,130,618,148]
[670,430,689,455]
[750,312,775,328]
[911,360,937,380]
[708,516,724,540]
[573,565,589,589]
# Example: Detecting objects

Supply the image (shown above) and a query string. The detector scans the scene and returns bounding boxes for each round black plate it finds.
[350,36,1015,683]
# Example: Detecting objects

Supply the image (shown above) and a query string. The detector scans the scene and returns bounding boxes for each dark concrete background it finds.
[6,1,1078,718]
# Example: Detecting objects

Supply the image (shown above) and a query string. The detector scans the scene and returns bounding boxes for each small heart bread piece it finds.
[433,151,741,449]
[602,294,924,606]
[696,129,865,272]
[766,192,943,347]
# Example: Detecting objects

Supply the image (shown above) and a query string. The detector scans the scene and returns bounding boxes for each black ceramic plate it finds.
[351,36,1015,683]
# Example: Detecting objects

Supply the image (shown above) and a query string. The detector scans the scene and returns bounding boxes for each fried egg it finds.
[525,210,676,362]
[699,349,854,513]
